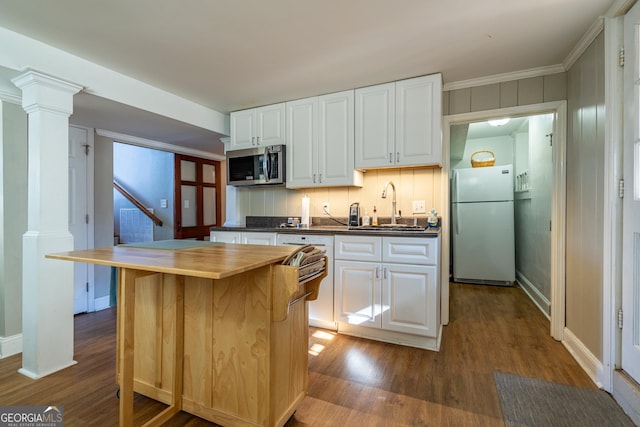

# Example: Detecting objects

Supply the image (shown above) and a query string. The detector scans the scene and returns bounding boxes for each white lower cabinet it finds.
[210,231,276,245]
[334,235,440,349]
[381,263,438,336]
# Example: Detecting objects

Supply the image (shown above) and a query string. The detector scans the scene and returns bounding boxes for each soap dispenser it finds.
[362,209,370,226]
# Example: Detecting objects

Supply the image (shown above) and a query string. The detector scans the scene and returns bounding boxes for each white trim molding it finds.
[516,273,551,319]
[563,17,606,70]
[563,327,606,388]
[443,65,566,92]
[94,295,111,312]
[96,129,225,161]
[602,14,625,394]
[0,334,22,358]
[0,90,21,105]
[613,371,640,425]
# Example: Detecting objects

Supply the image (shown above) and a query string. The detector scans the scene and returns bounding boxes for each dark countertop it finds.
[210,224,440,237]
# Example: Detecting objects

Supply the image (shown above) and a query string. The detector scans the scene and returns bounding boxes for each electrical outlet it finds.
[322,203,330,215]
[412,200,426,214]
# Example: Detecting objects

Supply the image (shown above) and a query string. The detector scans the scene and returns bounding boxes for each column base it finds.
[18,360,78,380]
[21,231,75,378]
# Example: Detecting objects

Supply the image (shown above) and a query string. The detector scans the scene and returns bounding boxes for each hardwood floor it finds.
[0,283,596,426]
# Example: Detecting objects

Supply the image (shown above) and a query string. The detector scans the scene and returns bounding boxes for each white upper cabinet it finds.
[228,103,285,151]
[395,75,442,166]
[286,97,317,187]
[355,82,395,169]
[355,74,442,169]
[286,90,363,189]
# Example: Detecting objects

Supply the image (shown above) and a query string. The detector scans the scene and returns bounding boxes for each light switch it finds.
[412,200,426,214]
[160,199,168,208]
[184,200,190,209]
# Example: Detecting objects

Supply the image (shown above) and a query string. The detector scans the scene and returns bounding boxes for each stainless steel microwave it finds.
[226,144,285,186]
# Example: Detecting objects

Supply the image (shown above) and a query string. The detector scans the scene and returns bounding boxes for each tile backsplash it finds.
[227,168,443,225]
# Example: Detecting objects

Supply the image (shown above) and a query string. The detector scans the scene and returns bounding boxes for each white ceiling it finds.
[0,0,617,153]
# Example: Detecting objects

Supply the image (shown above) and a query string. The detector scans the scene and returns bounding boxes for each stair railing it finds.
[113,180,163,227]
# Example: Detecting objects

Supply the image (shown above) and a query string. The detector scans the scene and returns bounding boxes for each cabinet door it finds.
[395,74,442,167]
[256,103,285,146]
[334,260,381,328]
[286,97,317,188]
[210,231,242,243]
[229,109,256,151]
[318,90,362,187]
[382,263,438,337]
[355,82,395,169]
[241,232,276,245]
[335,235,382,262]
[383,236,439,265]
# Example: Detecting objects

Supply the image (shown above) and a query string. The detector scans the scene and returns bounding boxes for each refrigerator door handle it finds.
[452,171,458,203]
[454,203,459,235]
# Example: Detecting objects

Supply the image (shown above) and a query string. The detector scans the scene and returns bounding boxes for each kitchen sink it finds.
[348,224,428,232]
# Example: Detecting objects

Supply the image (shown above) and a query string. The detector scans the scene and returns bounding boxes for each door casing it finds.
[441,101,567,342]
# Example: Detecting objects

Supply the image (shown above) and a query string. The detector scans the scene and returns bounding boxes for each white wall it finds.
[93,133,114,303]
[113,143,175,242]
[0,101,27,344]
[450,135,514,170]
[514,114,553,314]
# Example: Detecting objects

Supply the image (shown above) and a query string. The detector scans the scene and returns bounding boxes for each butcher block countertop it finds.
[47,240,298,280]
[47,240,317,427]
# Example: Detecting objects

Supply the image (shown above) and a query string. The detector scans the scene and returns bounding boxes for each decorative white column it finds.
[12,71,82,379]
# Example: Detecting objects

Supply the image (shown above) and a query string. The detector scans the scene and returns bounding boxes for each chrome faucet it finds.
[381,181,398,225]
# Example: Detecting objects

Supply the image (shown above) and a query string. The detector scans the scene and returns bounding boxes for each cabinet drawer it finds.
[242,232,276,246]
[335,235,382,262]
[210,231,242,243]
[383,237,438,265]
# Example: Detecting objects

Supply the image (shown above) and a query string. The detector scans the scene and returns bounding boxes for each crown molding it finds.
[606,0,636,17]
[443,64,566,92]
[96,129,225,161]
[0,90,21,105]
[563,17,605,70]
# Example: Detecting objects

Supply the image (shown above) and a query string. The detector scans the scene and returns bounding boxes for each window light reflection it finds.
[309,343,325,356]
[309,330,335,357]
[312,330,336,341]
[346,304,389,325]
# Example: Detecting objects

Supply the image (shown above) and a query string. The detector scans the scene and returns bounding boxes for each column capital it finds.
[11,70,82,115]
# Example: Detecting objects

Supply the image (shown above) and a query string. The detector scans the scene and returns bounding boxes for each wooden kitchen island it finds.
[48,240,325,427]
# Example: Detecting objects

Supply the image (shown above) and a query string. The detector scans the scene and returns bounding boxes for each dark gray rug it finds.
[494,372,635,427]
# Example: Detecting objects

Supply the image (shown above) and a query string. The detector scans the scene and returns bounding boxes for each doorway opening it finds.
[450,114,554,315]
[441,101,567,340]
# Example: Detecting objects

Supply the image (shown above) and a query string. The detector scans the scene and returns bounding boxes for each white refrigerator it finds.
[452,165,515,285]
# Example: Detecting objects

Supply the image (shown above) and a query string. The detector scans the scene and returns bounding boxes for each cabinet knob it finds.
[313,174,316,183]
[396,152,400,163]
[376,267,380,279]
[256,136,260,145]
[319,173,322,183]
[389,153,393,163]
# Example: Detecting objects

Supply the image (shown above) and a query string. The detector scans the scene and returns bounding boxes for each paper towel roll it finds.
[301,195,310,227]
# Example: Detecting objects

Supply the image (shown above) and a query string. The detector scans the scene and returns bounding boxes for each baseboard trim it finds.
[94,295,111,311]
[613,370,640,425]
[515,272,551,319]
[562,327,604,388]
[0,334,22,358]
